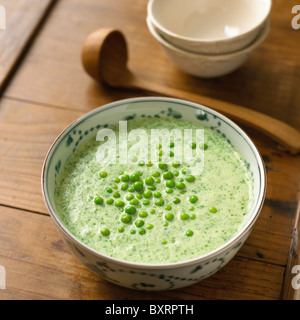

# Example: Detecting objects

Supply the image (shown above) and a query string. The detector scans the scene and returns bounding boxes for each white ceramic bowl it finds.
[147,17,269,78]
[42,97,266,291]
[147,0,272,54]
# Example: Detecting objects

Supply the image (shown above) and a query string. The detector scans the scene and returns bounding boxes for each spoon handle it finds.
[131,78,300,154]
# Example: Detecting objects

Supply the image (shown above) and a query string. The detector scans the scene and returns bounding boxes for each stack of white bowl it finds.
[147,0,272,78]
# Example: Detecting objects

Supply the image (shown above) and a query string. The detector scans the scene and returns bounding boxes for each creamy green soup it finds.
[55,118,253,264]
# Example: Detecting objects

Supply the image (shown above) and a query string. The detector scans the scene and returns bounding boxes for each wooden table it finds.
[0,0,299,300]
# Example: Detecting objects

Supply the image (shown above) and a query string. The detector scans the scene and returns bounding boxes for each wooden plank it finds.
[0,0,57,91]
[2,0,300,132]
[0,206,285,300]
[0,98,83,214]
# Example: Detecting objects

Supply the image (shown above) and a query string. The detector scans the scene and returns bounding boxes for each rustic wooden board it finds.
[0,0,57,91]
[0,0,299,300]
[3,0,300,131]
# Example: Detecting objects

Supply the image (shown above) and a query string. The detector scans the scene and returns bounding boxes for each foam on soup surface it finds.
[55,118,253,264]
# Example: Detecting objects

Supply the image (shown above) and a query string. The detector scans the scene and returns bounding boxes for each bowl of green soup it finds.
[42,97,266,290]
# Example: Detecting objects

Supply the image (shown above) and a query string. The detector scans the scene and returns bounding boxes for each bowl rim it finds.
[147,0,272,44]
[147,16,270,59]
[41,96,266,270]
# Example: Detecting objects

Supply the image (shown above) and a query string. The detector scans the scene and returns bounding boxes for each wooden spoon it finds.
[82,28,300,155]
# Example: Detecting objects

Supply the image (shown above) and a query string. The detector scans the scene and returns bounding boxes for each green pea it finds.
[112,185,118,190]
[106,187,113,193]
[99,171,107,178]
[189,195,198,203]
[143,190,152,198]
[106,198,114,205]
[180,213,189,220]
[155,198,165,206]
[146,161,153,167]
[138,228,146,235]
[135,220,144,228]
[176,182,186,190]
[121,213,132,223]
[165,205,172,211]
[115,200,125,207]
[152,171,160,177]
[143,200,150,205]
[170,141,175,148]
[130,229,136,234]
[114,177,120,183]
[150,209,156,214]
[128,187,135,192]
[172,161,180,168]
[113,192,120,198]
[121,174,130,182]
[119,171,124,175]
[146,224,154,229]
[173,171,179,176]
[121,183,129,191]
[133,181,143,191]
[163,171,174,180]
[161,240,167,245]
[139,211,148,218]
[165,213,174,221]
[129,198,139,206]
[130,172,140,182]
[189,206,195,211]
[186,175,195,183]
[125,193,134,201]
[145,176,154,185]
[173,198,181,204]
[166,180,175,188]
[163,222,168,227]
[182,168,191,175]
[156,143,162,149]
[169,151,174,157]
[210,206,217,213]
[100,228,110,236]
[200,143,208,150]
[138,160,145,166]
[136,193,143,199]
[165,188,173,194]
[186,230,194,237]
[94,196,103,205]
[118,226,125,233]
[148,185,156,191]
[154,191,162,198]
[155,178,161,184]
[157,150,163,156]
[191,214,196,220]
[190,142,196,149]
[158,163,168,170]
[125,206,137,215]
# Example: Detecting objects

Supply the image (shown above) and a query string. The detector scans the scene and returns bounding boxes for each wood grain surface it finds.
[0,0,300,300]
[0,0,57,92]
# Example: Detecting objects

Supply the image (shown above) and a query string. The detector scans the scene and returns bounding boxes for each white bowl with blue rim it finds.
[42,97,266,291]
